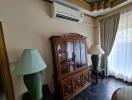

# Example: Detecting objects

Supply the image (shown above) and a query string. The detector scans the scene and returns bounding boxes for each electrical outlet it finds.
[8,57,17,64]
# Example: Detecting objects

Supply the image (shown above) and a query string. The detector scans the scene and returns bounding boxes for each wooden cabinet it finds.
[50,33,91,100]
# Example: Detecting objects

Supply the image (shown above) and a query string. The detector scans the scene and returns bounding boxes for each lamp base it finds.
[23,72,43,100]
[91,55,101,71]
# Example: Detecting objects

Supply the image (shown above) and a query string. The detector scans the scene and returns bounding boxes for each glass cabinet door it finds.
[57,43,68,74]
[80,40,87,66]
[74,40,87,67]
[66,42,75,72]
[74,41,81,68]
[57,40,87,75]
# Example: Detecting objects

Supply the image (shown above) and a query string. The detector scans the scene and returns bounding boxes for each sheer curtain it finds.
[108,10,132,82]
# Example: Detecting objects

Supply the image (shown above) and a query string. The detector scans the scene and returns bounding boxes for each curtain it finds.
[108,10,132,82]
[100,13,120,76]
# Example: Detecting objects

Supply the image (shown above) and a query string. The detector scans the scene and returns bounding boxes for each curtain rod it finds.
[97,3,132,21]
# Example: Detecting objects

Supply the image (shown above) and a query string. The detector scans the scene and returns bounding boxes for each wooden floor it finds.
[72,77,130,100]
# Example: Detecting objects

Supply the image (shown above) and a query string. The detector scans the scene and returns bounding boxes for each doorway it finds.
[0,22,15,100]
[0,74,5,100]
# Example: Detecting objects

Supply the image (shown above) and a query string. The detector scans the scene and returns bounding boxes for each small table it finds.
[90,68,105,84]
[112,86,132,100]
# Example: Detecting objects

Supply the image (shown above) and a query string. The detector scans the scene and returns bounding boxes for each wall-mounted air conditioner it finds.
[52,2,84,22]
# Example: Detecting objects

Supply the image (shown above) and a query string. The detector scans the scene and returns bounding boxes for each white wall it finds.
[0,0,95,99]
[94,19,100,44]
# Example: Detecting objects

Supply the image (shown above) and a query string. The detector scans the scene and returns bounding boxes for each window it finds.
[108,10,132,82]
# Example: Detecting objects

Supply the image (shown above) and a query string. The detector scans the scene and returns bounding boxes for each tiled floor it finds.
[73,77,130,100]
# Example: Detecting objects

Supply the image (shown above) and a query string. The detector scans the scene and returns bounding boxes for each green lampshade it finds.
[14,49,47,75]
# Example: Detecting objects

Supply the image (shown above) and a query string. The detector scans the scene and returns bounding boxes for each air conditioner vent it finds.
[56,14,79,22]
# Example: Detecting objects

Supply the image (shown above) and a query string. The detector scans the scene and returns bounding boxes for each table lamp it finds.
[88,44,104,70]
[14,49,47,100]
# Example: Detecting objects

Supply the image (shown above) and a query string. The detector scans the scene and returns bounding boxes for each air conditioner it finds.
[52,2,84,22]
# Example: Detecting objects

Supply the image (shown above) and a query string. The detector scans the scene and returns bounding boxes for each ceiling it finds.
[44,0,132,17]
[66,0,129,11]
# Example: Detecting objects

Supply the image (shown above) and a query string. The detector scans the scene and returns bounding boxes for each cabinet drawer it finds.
[83,70,90,85]
[61,79,73,99]
[74,72,83,92]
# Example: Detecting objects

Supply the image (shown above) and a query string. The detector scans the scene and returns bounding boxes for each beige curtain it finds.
[100,13,120,76]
